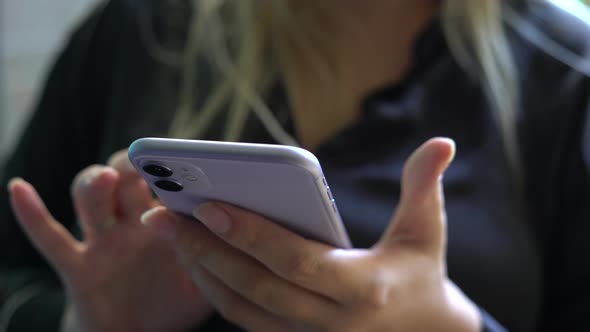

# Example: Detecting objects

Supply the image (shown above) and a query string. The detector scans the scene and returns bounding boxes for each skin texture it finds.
[8,151,212,332]
[142,138,482,332]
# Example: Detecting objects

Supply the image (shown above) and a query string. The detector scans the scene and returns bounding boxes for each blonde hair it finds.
[442,0,521,175]
[169,0,520,169]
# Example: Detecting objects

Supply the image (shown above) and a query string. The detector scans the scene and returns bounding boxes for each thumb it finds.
[379,137,455,256]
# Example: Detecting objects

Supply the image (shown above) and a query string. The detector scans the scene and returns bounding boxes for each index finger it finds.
[194,202,372,303]
[8,178,80,274]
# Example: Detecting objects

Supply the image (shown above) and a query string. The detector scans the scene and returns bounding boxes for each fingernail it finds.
[193,203,232,234]
[436,137,456,165]
[7,178,24,192]
[141,207,176,240]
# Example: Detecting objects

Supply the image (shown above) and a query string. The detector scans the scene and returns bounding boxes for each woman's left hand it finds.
[141,138,481,332]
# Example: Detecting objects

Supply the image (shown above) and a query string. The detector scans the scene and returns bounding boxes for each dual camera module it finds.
[142,164,184,192]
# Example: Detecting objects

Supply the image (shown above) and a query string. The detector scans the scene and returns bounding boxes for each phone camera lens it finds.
[155,180,184,192]
[143,164,173,177]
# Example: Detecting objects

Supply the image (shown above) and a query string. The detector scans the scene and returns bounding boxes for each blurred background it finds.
[1,0,101,160]
[0,0,589,163]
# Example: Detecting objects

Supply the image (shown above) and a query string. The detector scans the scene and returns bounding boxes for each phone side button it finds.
[331,199,338,213]
[326,186,333,200]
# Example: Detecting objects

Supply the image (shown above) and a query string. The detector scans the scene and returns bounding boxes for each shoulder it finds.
[502,1,590,116]
[512,0,590,59]
[506,1,590,93]
[66,0,190,46]
[511,2,590,181]
[511,3,590,249]
[509,1,590,117]
[58,0,138,56]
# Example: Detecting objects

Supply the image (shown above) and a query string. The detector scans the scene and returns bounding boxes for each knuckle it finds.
[225,206,271,254]
[71,165,114,198]
[284,253,320,283]
[188,238,206,259]
[284,297,316,323]
[358,272,394,308]
[217,295,244,323]
[248,272,274,304]
[71,167,109,209]
[106,149,127,167]
[313,320,354,332]
[249,274,316,322]
[72,165,102,191]
[179,236,207,265]
[323,324,346,332]
[335,323,363,332]
[239,222,265,252]
[108,150,137,176]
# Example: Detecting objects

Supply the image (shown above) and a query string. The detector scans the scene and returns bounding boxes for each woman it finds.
[2,0,589,331]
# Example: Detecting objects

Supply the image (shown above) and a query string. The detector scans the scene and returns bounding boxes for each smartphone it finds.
[128,138,351,248]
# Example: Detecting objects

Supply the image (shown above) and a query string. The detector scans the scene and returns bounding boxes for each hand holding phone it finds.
[129,138,351,248]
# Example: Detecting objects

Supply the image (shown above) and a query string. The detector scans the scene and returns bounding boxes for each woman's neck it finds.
[285,1,439,150]
[327,0,439,99]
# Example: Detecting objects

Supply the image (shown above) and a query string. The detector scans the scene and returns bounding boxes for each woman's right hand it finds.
[8,150,212,332]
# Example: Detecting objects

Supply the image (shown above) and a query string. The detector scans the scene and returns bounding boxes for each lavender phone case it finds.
[128,138,351,248]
